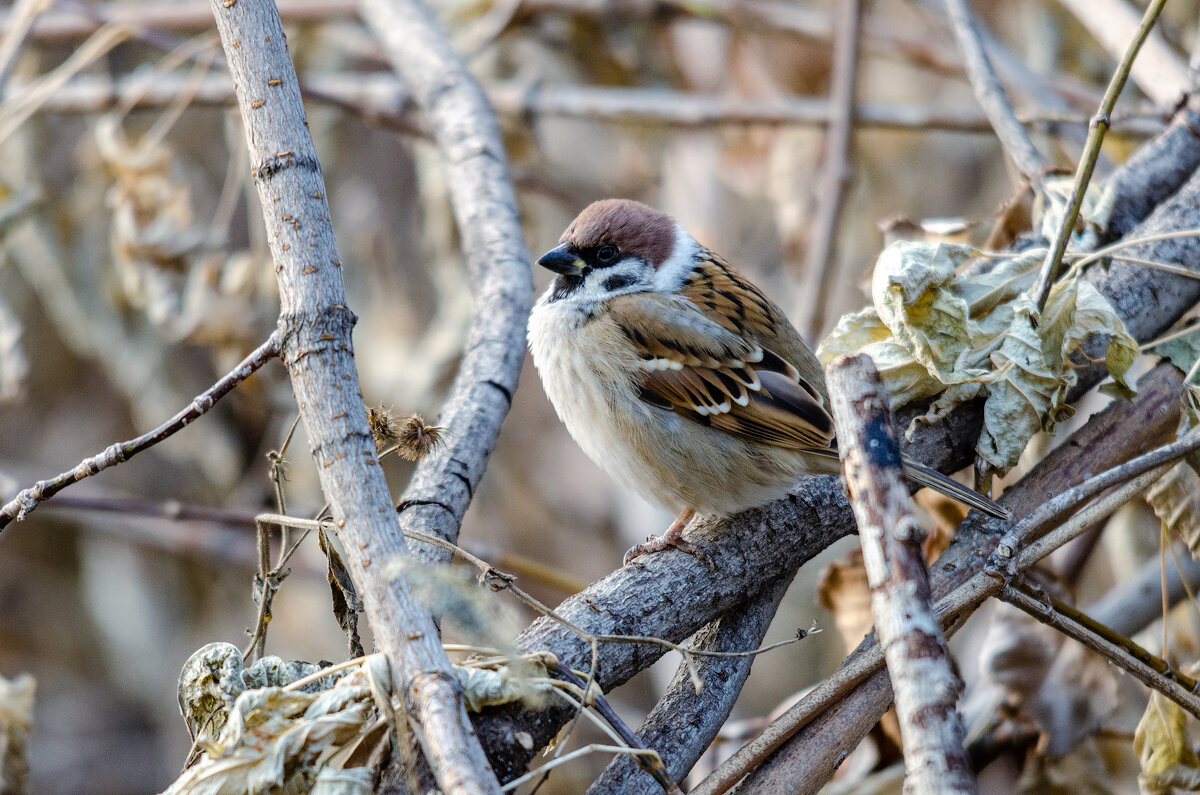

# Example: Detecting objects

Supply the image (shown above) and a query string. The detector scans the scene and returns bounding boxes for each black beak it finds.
[537,243,585,276]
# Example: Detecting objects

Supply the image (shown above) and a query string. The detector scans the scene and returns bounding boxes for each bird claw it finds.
[623,534,712,569]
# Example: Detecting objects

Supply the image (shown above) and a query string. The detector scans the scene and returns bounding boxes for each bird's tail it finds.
[804,448,1009,520]
[899,456,1009,519]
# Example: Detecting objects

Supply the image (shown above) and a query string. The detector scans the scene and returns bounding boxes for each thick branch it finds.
[586,577,792,793]
[206,2,498,792]
[827,355,974,795]
[360,0,533,563]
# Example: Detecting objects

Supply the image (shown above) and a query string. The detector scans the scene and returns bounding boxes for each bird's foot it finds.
[622,509,710,568]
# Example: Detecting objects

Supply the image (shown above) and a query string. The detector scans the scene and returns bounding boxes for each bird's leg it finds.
[623,507,709,566]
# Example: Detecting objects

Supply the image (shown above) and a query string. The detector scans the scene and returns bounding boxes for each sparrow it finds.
[527,199,1008,564]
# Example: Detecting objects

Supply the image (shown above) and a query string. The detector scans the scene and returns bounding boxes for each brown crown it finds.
[561,199,676,269]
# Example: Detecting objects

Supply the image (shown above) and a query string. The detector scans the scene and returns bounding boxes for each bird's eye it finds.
[596,244,619,263]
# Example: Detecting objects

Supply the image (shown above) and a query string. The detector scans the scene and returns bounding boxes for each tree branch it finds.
[586,577,792,793]
[827,354,975,794]
[0,333,280,530]
[359,0,533,563]
[206,2,499,791]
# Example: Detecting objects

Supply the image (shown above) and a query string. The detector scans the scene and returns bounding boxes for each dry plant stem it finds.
[360,0,533,563]
[0,0,48,91]
[944,0,1048,181]
[797,0,861,342]
[998,577,1200,716]
[587,577,791,794]
[0,333,281,531]
[1057,0,1190,106]
[8,70,1168,137]
[206,3,499,793]
[827,355,975,795]
[1031,0,1170,313]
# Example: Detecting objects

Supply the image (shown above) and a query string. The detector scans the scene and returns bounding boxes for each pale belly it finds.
[528,302,814,516]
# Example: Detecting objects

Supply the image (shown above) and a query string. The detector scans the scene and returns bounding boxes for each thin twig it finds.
[0,333,281,531]
[1031,0,1171,313]
[998,577,1200,717]
[944,0,1048,181]
[797,0,861,342]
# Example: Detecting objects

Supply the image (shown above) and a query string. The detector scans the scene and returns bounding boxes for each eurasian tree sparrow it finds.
[528,199,1007,563]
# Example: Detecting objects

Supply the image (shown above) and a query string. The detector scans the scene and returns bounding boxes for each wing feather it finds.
[607,273,835,452]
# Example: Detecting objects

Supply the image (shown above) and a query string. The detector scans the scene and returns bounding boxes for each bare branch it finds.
[944,0,1049,180]
[0,333,280,530]
[715,363,1186,792]
[797,0,861,342]
[206,2,499,791]
[827,355,975,795]
[359,0,533,561]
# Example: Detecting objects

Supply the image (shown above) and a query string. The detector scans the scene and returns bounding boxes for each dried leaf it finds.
[818,309,943,406]
[456,655,554,712]
[1151,326,1200,378]
[871,242,981,387]
[177,643,342,745]
[977,294,1065,470]
[0,672,34,794]
[821,240,1137,474]
[1135,668,1200,794]
[1147,462,1200,558]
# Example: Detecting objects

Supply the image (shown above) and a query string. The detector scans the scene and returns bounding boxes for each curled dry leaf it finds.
[177,643,346,745]
[1147,461,1200,558]
[455,653,556,712]
[170,644,560,793]
[0,672,34,794]
[818,238,1137,473]
[1135,664,1200,794]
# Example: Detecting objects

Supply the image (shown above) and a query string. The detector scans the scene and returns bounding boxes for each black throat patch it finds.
[548,274,584,302]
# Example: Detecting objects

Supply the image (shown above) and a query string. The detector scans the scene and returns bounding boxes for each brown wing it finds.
[607,275,835,452]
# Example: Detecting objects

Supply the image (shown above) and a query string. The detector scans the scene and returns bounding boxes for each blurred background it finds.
[0,0,1194,791]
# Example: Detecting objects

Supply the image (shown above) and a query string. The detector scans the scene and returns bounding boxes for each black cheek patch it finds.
[602,273,638,292]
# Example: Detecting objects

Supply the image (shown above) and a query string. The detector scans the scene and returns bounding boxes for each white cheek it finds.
[652,225,700,292]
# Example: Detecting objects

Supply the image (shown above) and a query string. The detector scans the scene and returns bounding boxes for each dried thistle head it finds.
[366,405,447,460]
[366,405,400,451]
[395,413,447,461]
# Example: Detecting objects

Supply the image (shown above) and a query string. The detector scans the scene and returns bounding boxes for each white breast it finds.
[527,289,806,516]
